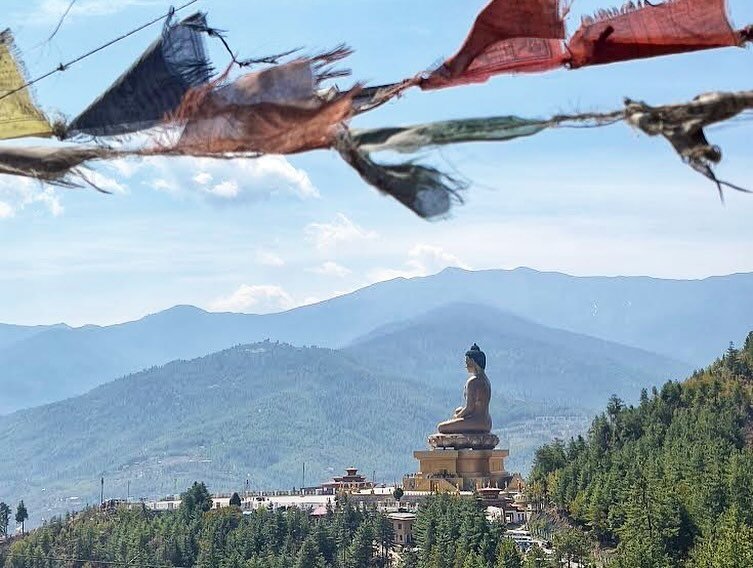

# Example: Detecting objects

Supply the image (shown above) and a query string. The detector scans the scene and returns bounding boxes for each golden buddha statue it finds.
[437,344,492,434]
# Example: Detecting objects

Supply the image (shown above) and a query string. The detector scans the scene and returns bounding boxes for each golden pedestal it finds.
[403,448,510,492]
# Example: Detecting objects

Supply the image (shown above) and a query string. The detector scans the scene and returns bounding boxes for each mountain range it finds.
[0,298,722,526]
[2,267,752,414]
[2,267,752,528]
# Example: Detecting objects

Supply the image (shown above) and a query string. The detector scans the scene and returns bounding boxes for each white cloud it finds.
[307,261,352,278]
[0,201,14,219]
[208,284,295,314]
[206,180,240,199]
[255,250,285,267]
[304,213,377,250]
[26,0,162,23]
[369,244,470,282]
[0,177,64,219]
[112,155,319,204]
[193,172,213,185]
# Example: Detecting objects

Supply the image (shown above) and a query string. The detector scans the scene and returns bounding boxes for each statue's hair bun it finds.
[466,343,486,369]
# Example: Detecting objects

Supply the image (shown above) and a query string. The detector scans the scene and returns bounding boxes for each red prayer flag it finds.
[567,0,741,69]
[422,0,566,89]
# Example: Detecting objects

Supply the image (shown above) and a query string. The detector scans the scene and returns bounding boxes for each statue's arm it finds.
[456,378,478,418]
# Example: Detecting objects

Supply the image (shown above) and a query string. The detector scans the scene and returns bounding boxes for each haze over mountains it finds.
[346,303,689,409]
[2,267,752,414]
[0,327,681,526]
[2,267,752,527]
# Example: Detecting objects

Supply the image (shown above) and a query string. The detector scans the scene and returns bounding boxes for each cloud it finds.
[208,284,295,314]
[0,201,13,219]
[304,213,377,250]
[0,177,64,219]
[307,261,352,278]
[369,244,470,281]
[25,0,162,23]
[255,250,285,267]
[109,155,319,203]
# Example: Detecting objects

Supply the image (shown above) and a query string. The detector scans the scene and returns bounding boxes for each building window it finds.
[398,523,402,529]
[399,535,403,542]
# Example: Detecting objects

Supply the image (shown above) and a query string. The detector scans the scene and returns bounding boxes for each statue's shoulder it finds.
[466,373,481,384]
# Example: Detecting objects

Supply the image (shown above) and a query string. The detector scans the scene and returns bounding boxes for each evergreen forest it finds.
[530,332,753,566]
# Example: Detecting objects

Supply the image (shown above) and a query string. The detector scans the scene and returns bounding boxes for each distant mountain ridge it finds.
[1,267,752,413]
[346,302,690,409]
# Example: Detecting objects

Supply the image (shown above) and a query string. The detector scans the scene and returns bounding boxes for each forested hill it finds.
[0,341,545,526]
[530,332,753,567]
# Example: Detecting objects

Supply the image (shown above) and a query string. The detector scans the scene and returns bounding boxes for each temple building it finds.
[403,344,512,492]
[320,467,374,494]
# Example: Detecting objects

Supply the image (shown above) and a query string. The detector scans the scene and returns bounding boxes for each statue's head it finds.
[465,343,486,371]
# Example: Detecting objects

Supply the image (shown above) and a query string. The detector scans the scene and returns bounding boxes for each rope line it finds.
[42,0,78,45]
[0,0,200,103]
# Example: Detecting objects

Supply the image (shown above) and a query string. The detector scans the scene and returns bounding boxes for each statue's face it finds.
[465,357,476,373]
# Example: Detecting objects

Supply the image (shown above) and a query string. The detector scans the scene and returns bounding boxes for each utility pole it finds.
[302,462,306,493]
[127,480,130,503]
[100,477,104,506]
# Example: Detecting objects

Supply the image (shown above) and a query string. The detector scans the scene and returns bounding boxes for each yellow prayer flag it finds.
[0,30,53,140]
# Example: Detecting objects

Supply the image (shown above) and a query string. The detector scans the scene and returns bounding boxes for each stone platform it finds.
[428,432,499,450]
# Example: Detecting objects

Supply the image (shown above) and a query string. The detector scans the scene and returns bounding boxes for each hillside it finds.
[1,268,752,413]
[529,332,753,567]
[0,341,547,527]
[346,303,690,410]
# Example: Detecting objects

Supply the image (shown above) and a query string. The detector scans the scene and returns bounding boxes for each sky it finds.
[1,0,753,326]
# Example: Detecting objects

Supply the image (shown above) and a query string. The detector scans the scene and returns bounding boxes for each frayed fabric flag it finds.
[0,146,112,188]
[624,91,753,197]
[567,0,741,69]
[0,30,53,140]
[351,116,548,153]
[336,116,548,219]
[416,0,749,91]
[65,12,212,138]
[155,48,358,156]
[336,132,466,220]
[422,0,566,89]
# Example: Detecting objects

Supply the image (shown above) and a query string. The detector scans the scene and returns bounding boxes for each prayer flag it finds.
[160,49,356,156]
[0,30,53,140]
[66,13,212,137]
[422,0,566,89]
[567,0,741,69]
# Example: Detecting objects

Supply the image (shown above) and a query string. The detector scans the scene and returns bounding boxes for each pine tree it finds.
[689,506,753,568]
[495,539,522,568]
[14,501,28,535]
[461,552,486,568]
[229,492,242,508]
[295,535,320,568]
[522,544,547,568]
[0,502,10,537]
[180,482,213,516]
[348,522,374,568]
